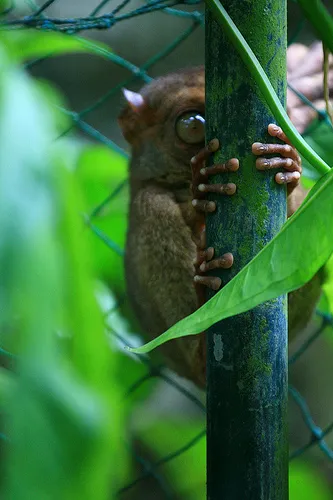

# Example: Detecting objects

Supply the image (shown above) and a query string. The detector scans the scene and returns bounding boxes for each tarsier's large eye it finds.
[175,111,205,144]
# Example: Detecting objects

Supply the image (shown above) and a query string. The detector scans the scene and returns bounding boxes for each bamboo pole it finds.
[205,1,288,498]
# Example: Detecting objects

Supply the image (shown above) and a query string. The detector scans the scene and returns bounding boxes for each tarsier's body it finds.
[119,66,322,388]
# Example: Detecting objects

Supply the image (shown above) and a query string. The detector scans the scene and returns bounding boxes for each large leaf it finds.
[130,168,333,354]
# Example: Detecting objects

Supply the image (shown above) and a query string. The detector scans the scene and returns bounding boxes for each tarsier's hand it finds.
[287,42,333,133]
[252,124,302,197]
[191,125,301,297]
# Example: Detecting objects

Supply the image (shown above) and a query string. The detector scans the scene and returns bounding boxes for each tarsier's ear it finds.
[122,88,146,113]
[118,88,148,144]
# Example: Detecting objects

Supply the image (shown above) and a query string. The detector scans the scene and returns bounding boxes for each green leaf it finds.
[130,169,333,354]
[2,31,113,62]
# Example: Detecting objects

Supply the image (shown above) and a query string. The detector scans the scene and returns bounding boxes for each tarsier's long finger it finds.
[255,157,301,174]
[200,158,239,176]
[197,182,237,195]
[253,143,300,165]
[199,252,234,272]
[193,275,221,291]
[190,138,220,169]
[192,182,236,212]
[192,199,216,212]
[275,171,300,187]
[267,123,293,145]
[194,247,214,266]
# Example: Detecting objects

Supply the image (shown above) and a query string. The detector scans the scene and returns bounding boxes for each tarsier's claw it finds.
[252,124,302,191]
[194,275,222,291]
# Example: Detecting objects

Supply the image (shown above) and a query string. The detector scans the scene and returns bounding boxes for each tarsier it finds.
[119,43,329,388]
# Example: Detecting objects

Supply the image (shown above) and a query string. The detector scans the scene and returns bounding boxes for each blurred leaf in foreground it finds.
[76,145,128,293]
[3,30,113,62]
[0,41,124,499]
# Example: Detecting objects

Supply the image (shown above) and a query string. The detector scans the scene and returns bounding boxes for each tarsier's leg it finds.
[191,124,302,307]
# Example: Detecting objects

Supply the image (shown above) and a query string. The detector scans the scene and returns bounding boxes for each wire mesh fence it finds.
[1,0,333,498]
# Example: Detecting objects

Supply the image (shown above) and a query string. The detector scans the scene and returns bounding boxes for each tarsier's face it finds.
[118,67,205,183]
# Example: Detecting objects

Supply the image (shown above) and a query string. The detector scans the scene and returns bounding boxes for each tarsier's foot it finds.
[252,124,302,194]
[190,139,237,293]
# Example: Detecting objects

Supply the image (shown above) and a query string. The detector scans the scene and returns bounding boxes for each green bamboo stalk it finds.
[205,1,288,498]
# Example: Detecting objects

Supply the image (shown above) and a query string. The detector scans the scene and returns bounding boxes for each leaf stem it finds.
[323,43,333,125]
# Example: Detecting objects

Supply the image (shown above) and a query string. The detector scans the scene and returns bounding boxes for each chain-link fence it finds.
[1,0,333,498]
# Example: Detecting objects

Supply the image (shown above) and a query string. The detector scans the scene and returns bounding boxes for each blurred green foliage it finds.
[0,31,125,500]
[77,145,128,293]
[3,31,114,62]
[137,420,333,499]
[302,120,333,187]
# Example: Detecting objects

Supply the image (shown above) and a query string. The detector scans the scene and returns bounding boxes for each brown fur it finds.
[119,67,322,388]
